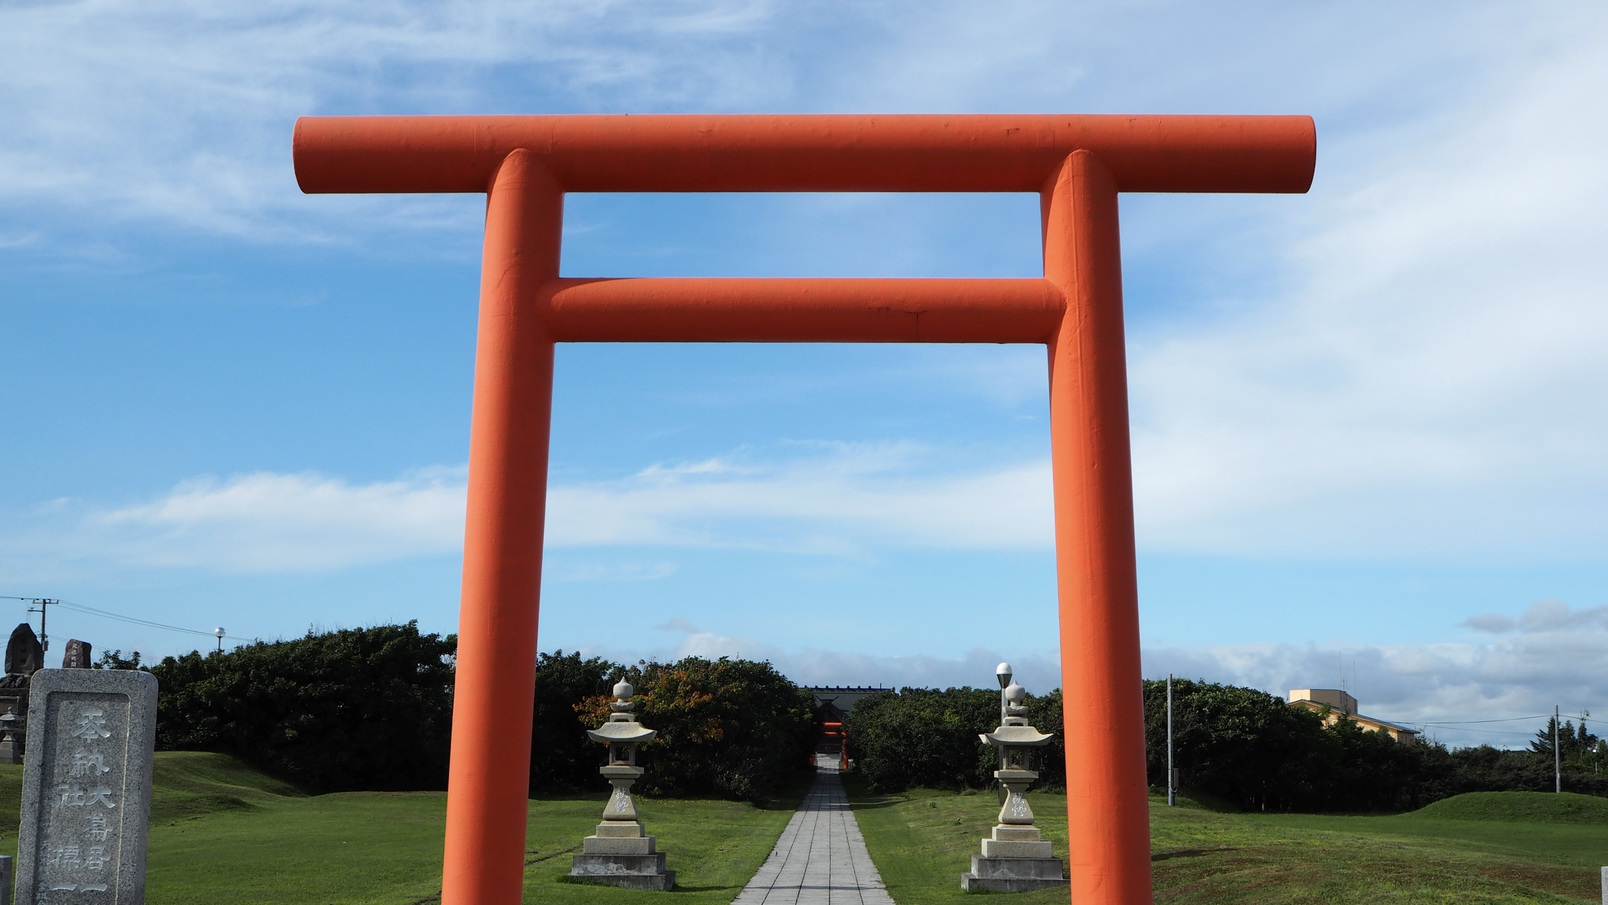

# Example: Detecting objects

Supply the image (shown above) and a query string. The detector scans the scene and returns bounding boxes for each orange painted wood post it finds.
[1043,150,1153,905]
[443,149,563,905]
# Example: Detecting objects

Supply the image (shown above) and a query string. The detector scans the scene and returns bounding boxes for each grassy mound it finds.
[149,750,305,823]
[1410,790,1608,824]
[842,774,1608,904]
[0,751,302,832]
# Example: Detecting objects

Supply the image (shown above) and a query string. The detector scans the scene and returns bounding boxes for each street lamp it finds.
[213,627,225,653]
[996,661,1012,725]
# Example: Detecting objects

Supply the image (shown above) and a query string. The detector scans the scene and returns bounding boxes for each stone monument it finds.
[568,679,674,890]
[59,642,92,670]
[960,662,1068,892]
[5,626,43,677]
[15,668,158,905]
[0,625,46,765]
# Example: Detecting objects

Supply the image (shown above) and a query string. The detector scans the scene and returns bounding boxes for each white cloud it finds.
[0,0,787,238]
[547,442,1051,553]
[1146,598,1608,748]
[595,617,1065,693]
[2,444,1052,575]
[53,468,465,572]
[1126,18,1608,563]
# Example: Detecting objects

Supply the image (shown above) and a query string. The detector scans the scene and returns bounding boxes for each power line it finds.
[1418,724,1551,737]
[1416,715,1556,726]
[2,595,244,643]
[57,601,239,641]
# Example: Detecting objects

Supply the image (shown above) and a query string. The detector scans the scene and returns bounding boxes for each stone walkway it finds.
[731,757,896,905]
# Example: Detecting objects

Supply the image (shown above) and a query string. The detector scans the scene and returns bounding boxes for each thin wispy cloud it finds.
[15,468,468,574]
[0,0,785,238]
[607,617,1065,694]
[547,560,680,583]
[2,444,1054,576]
[549,443,1051,553]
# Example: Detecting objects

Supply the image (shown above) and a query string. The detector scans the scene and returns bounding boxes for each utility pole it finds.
[1166,674,1175,807]
[25,598,58,653]
[1555,704,1561,793]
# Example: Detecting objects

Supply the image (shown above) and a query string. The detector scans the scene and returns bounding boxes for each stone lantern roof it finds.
[586,679,657,745]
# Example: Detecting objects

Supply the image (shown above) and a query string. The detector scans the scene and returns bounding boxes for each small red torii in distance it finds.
[294,113,1315,905]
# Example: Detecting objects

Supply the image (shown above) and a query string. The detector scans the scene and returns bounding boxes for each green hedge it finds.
[574,656,817,801]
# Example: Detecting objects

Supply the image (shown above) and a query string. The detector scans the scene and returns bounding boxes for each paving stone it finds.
[732,759,895,905]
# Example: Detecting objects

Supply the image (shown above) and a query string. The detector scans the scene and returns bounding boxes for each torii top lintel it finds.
[293,113,1315,195]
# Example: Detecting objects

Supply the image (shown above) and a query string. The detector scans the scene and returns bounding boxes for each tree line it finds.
[103,625,1601,813]
[98,624,815,800]
[847,678,1608,812]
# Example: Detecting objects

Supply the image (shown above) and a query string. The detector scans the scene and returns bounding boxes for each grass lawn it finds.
[0,752,806,905]
[843,773,1608,905]
[5,750,1604,904]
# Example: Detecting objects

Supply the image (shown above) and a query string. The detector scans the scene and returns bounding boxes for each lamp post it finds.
[996,661,1012,726]
[995,661,1013,807]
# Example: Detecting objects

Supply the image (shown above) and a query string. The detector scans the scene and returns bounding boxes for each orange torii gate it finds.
[294,113,1314,905]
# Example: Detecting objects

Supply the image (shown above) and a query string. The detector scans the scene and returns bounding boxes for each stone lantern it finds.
[568,679,675,890]
[960,663,1068,892]
[0,706,20,764]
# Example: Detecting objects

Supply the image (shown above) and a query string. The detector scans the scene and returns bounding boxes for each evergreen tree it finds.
[151,622,456,793]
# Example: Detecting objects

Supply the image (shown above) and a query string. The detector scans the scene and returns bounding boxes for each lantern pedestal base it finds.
[960,824,1066,892]
[961,854,1068,893]
[572,823,675,890]
[570,846,675,891]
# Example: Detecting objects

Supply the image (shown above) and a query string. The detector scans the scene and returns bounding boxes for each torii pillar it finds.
[293,113,1315,905]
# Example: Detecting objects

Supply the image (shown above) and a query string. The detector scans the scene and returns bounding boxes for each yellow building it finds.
[1288,688,1418,743]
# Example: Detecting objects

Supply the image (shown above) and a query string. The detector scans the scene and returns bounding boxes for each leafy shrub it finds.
[529,649,616,793]
[845,687,1003,792]
[575,656,816,801]
[1025,688,1065,790]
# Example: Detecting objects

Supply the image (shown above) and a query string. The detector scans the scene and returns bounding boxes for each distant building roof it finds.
[1288,688,1358,715]
[1288,688,1418,743]
[808,686,890,715]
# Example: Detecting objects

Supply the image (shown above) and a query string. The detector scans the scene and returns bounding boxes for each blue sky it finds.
[3,1,1607,747]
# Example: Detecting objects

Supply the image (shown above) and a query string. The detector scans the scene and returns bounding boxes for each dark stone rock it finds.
[5,625,42,678]
[61,640,92,670]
